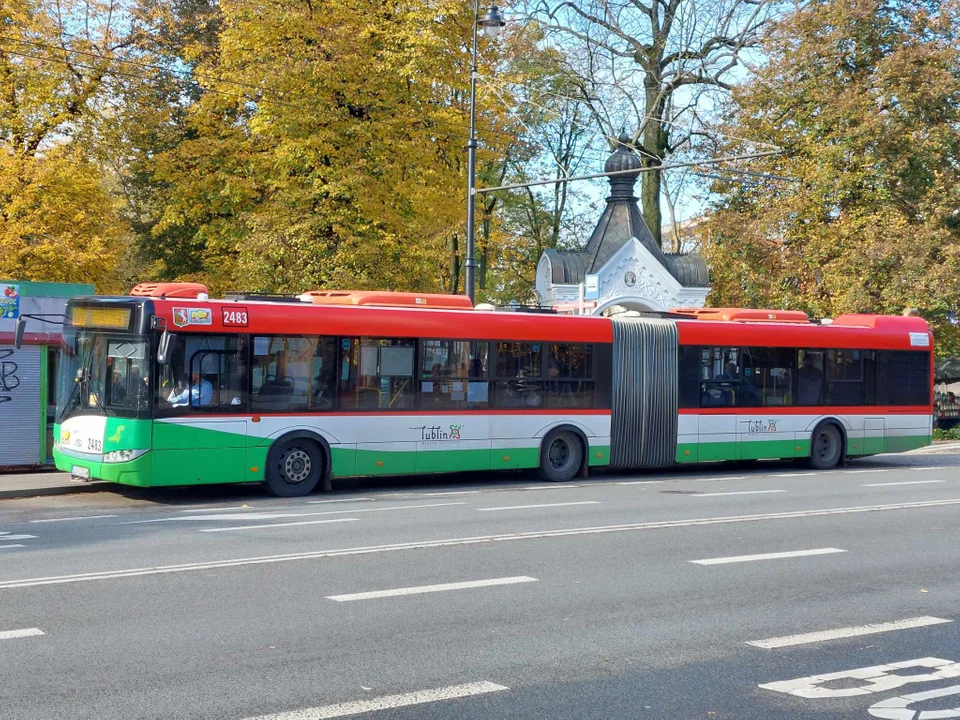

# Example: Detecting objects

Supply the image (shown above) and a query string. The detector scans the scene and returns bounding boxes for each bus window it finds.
[825,349,863,405]
[158,335,242,413]
[699,347,739,407]
[878,350,930,406]
[797,350,825,406]
[339,338,415,411]
[741,348,794,407]
[678,346,701,408]
[545,344,594,408]
[419,340,489,409]
[251,336,323,412]
[494,342,543,408]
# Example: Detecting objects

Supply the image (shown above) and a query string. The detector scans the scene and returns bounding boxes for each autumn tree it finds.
[527,0,780,248]
[702,0,960,352]
[0,0,134,288]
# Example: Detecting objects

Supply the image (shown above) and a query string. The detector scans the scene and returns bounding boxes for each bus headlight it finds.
[103,449,148,463]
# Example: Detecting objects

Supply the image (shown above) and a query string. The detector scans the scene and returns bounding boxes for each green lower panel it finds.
[53,450,153,486]
[152,448,247,486]
[417,449,491,473]
[355,448,418,476]
[103,418,152,453]
[740,438,803,460]
[588,445,611,467]
[697,441,739,462]
[330,446,357,478]
[491,447,539,470]
[884,434,932,454]
[676,444,698,463]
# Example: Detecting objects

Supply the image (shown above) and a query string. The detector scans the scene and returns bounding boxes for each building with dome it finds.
[534,134,711,314]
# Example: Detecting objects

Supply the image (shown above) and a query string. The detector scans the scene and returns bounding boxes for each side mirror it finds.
[157,330,178,366]
[14,317,26,349]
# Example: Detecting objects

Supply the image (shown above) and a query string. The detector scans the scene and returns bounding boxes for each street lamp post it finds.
[465,2,505,304]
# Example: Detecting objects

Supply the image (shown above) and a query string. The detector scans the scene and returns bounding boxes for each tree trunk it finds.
[448,233,460,294]
[642,81,667,249]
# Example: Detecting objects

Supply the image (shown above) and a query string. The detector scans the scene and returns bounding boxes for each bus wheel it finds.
[809,423,843,470]
[265,438,323,497]
[538,431,583,483]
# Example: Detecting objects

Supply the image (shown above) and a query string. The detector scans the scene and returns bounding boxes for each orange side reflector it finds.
[250,467,259,473]
[596,452,603,458]
[796,446,802,451]
[503,456,510,462]
[376,461,384,467]
[683,450,690,456]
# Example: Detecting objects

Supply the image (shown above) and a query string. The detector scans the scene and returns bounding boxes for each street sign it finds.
[584,274,600,300]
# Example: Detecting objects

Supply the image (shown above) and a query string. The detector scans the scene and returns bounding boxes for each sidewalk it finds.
[0,470,107,500]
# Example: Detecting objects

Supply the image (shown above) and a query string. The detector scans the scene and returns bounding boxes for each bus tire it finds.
[538,430,583,483]
[809,422,843,470]
[264,437,323,497]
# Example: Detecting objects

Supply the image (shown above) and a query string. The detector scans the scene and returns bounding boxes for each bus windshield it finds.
[57,327,151,420]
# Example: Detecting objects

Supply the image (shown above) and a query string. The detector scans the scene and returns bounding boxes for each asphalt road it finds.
[1,447,959,719]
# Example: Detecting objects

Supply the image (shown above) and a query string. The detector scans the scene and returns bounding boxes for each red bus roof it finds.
[297,290,473,310]
[137,294,932,351]
[154,299,613,343]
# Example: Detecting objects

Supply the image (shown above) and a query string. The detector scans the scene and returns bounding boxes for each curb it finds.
[0,482,110,501]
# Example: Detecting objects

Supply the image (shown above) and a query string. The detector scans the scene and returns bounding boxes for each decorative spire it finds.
[604,132,642,200]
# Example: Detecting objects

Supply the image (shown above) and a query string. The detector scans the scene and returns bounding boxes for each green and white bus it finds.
[40,284,933,496]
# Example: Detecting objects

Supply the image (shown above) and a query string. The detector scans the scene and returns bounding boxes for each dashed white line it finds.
[199,518,359,533]
[747,616,953,649]
[5,497,960,590]
[326,576,538,602]
[246,681,509,720]
[0,628,44,640]
[124,502,466,525]
[29,515,118,523]
[846,469,893,475]
[695,490,788,498]
[691,548,846,566]
[0,534,37,541]
[518,484,581,490]
[862,480,946,487]
[305,497,374,505]
[0,545,25,550]
[420,491,482,497]
[772,472,815,478]
[476,501,600,512]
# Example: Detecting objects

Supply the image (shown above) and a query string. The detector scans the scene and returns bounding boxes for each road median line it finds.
[2,497,960,590]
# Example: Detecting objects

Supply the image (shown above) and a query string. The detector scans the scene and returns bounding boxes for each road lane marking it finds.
[0,628,43,640]
[760,657,960,699]
[846,469,893,474]
[0,545,25,550]
[326,576,538,602]
[420,491,482,497]
[199,519,359,533]
[477,501,600,512]
[869,684,960,719]
[29,515,118,523]
[771,472,815,477]
[518,484,581,490]
[0,534,37,541]
[695,490,787,497]
[305,497,375,504]
[123,502,466,524]
[747,616,953,649]
[691,548,846,565]
[6,498,960,589]
[246,681,509,719]
[862,480,946,487]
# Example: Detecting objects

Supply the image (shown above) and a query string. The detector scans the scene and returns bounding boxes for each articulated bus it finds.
[42,284,933,496]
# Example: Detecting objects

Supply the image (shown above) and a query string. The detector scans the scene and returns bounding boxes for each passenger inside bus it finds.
[798,352,824,405]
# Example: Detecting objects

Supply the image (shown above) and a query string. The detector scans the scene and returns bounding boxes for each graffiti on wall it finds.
[0,349,20,403]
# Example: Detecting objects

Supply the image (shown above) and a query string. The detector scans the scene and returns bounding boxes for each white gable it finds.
[536,236,709,314]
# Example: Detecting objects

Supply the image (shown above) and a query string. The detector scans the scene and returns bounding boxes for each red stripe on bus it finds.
[159,408,613,419]
[679,406,932,415]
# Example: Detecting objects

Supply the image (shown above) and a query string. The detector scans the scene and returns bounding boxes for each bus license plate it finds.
[71,466,90,480]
